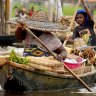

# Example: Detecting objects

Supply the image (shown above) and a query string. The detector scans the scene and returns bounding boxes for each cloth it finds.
[29,10,33,17]
[18,13,27,19]
[24,32,62,56]
[23,45,49,57]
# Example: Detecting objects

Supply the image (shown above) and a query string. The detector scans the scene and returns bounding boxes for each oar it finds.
[69,0,81,31]
[17,22,92,92]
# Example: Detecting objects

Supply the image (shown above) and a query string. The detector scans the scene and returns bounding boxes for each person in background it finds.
[66,0,96,46]
[29,6,35,17]
[16,7,28,19]
[14,6,19,17]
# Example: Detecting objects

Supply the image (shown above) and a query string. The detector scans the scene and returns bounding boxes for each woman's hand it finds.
[56,54,63,61]
[78,0,85,6]
[64,36,74,44]
[56,51,67,61]
[81,0,86,6]
[81,0,85,4]
[54,45,67,61]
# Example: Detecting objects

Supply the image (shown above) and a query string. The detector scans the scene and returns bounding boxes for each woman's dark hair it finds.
[78,12,87,18]
[75,10,88,25]
[75,10,88,20]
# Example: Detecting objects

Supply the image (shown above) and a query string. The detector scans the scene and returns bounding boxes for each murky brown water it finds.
[0,87,96,96]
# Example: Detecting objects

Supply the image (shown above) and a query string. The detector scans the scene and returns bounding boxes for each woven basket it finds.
[25,20,68,32]
[64,64,85,75]
[83,65,92,73]
[26,10,69,33]
[73,38,87,50]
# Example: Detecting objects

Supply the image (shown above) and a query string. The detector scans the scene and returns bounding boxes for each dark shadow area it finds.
[4,78,26,93]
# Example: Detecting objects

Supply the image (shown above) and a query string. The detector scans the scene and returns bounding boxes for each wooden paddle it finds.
[17,22,92,92]
[69,0,81,31]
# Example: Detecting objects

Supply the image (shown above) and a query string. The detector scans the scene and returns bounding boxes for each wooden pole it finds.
[56,0,63,19]
[48,0,54,21]
[69,0,81,31]
[18,24,92,92]
[1,0,5,35]
[5,0,10,35]
[0,0,2,35]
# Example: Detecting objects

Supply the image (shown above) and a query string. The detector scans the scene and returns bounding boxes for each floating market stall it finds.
[0,18,96,92]
[0,0,96,92]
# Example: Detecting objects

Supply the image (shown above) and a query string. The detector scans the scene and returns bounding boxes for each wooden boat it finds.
[0,58,96,92]
[1,14,96,92]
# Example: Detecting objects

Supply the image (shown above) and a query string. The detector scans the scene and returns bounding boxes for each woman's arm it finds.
[81,0,93,21]
[54,45,67,61]
[65,27,78,43]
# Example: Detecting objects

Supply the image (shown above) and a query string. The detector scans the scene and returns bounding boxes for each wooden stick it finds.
[69,0,81,31]
[63,62,92,92]
[17,22,92,92]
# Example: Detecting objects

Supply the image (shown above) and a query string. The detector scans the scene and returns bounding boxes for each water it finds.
[0,85,96,96]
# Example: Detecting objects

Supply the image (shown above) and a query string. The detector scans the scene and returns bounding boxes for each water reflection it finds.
[0,88,96,96]
[0,85,96,96]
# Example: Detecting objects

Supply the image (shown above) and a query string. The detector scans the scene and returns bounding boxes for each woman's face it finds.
[75,14,85,25]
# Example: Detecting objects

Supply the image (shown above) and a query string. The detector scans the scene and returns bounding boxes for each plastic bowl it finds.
[64,57,85,69]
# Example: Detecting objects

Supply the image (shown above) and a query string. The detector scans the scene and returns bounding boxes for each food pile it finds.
[70,48,96,65]
[58,16,72,26]
[53,16,75,41]
[0,49,92,75]
[10,50,29,64]
[8,50,64,72]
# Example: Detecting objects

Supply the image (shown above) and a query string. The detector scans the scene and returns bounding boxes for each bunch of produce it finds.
[9,50,64,72]
[79,48,95,60]
[70,48,96,65]
[58,16,73,26]
[70,49,80,55]
[26,56,64,72]
[79,48,96,65]
[10,50,29,64]
[90,56,96,65]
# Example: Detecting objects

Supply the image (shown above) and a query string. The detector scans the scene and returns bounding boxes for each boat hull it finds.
[1,64,96,91]
[0,65,8,90]
[7,67,96,91]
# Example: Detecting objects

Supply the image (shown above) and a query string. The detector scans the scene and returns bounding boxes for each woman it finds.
[16,8,27,19]
[67,0,96,46]
[15,26,67,61]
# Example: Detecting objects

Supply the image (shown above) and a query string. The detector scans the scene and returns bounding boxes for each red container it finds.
[64,57,84,69]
